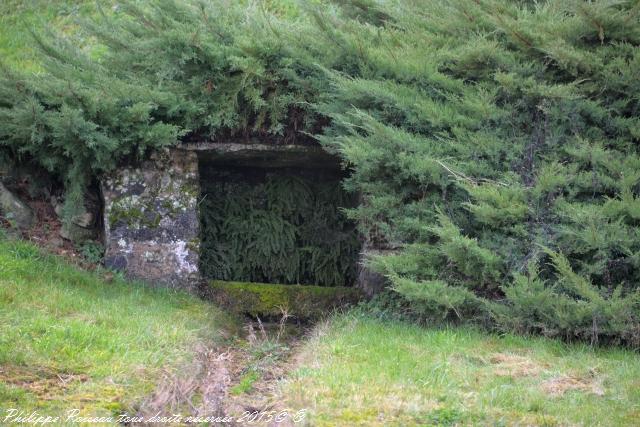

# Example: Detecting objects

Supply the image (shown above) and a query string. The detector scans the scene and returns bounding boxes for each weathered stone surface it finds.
[184,142,340,169]
[102,149,201,289]
[0,181,35,230]
[356,248,393,298]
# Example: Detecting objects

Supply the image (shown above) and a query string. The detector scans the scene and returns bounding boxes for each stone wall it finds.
[102,149,200,290]
[101,142,388,297]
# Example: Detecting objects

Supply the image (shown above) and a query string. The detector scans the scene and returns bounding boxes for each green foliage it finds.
[200,169,359,286]
[0,0,321,220]
[392,277,486,323]
[207,280,362,319]
[78,240,104,264]
[306,0,640,346]
[427,408,464,427]
[494,250,640,346]
[2,0,640,344]
[230,370,260,395]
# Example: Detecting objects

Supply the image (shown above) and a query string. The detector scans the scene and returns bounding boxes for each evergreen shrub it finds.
[310,0,640,346]
[1,0,639,345]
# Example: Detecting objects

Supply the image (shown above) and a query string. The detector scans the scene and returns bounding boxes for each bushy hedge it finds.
[1,0,319,218]
[313,0,640,346]
[1,0,639,346]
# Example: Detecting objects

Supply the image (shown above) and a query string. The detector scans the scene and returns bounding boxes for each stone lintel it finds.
[183,142,341,169]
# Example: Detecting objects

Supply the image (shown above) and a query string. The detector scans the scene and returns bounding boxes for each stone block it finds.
[0,181,34,230]
[102,148,200,290]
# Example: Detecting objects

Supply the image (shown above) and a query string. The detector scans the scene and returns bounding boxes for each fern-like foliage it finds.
[199,168,359,287]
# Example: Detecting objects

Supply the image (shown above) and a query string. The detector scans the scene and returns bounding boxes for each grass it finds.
[0,0,299,71]
[0,238,236,417]
[1,235,639,425]
[280,312,640,426]
[0,1,88,70]
[0,0,120,72]
[230,370,260,396]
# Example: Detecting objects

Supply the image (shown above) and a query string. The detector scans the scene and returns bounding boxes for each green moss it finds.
[109,198,161,229]
[160,198,184,217]
[181,182,199,200]
[108,204,144,227]
[160,199,174,211]
[207,280,362,319]
[187,237,200,252]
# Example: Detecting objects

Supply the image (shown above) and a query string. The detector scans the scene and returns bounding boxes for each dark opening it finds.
[197,145,360,287]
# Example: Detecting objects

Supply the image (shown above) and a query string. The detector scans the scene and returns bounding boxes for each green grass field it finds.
[0,238,234,418]
[0,0,298,70]
[0,0,101,70]
[1,238,640,425]
[280,312,640,426]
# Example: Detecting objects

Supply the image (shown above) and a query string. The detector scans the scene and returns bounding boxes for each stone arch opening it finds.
[102,142,367,297]
[193,143,360,287]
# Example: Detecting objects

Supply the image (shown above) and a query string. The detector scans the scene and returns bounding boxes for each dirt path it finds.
[132,320,307,426]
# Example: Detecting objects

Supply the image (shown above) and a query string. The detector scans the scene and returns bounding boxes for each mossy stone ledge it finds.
[205,280,362,319]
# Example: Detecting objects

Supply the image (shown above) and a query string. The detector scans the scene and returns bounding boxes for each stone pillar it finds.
[102,149,201,290]
[356,246,394,298]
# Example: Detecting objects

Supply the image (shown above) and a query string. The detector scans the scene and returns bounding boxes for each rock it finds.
[47,237,65,249]
[60,223,98,243]
[0,181,35,230]
[52,190,100,243]
[357,263,388,298]
[73,210,95,228]
[356,248,394,298]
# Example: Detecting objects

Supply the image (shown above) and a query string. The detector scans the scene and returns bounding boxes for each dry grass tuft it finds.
[0,364,88,400]
[541,373,605,397]
[489,353,546,378]
[136,316,303,424]
[136,346,240,420]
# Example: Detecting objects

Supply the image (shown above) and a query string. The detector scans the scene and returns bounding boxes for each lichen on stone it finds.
[102,149,201,289]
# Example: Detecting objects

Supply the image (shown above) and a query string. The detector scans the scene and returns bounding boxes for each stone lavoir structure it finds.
[102,141,388,296]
